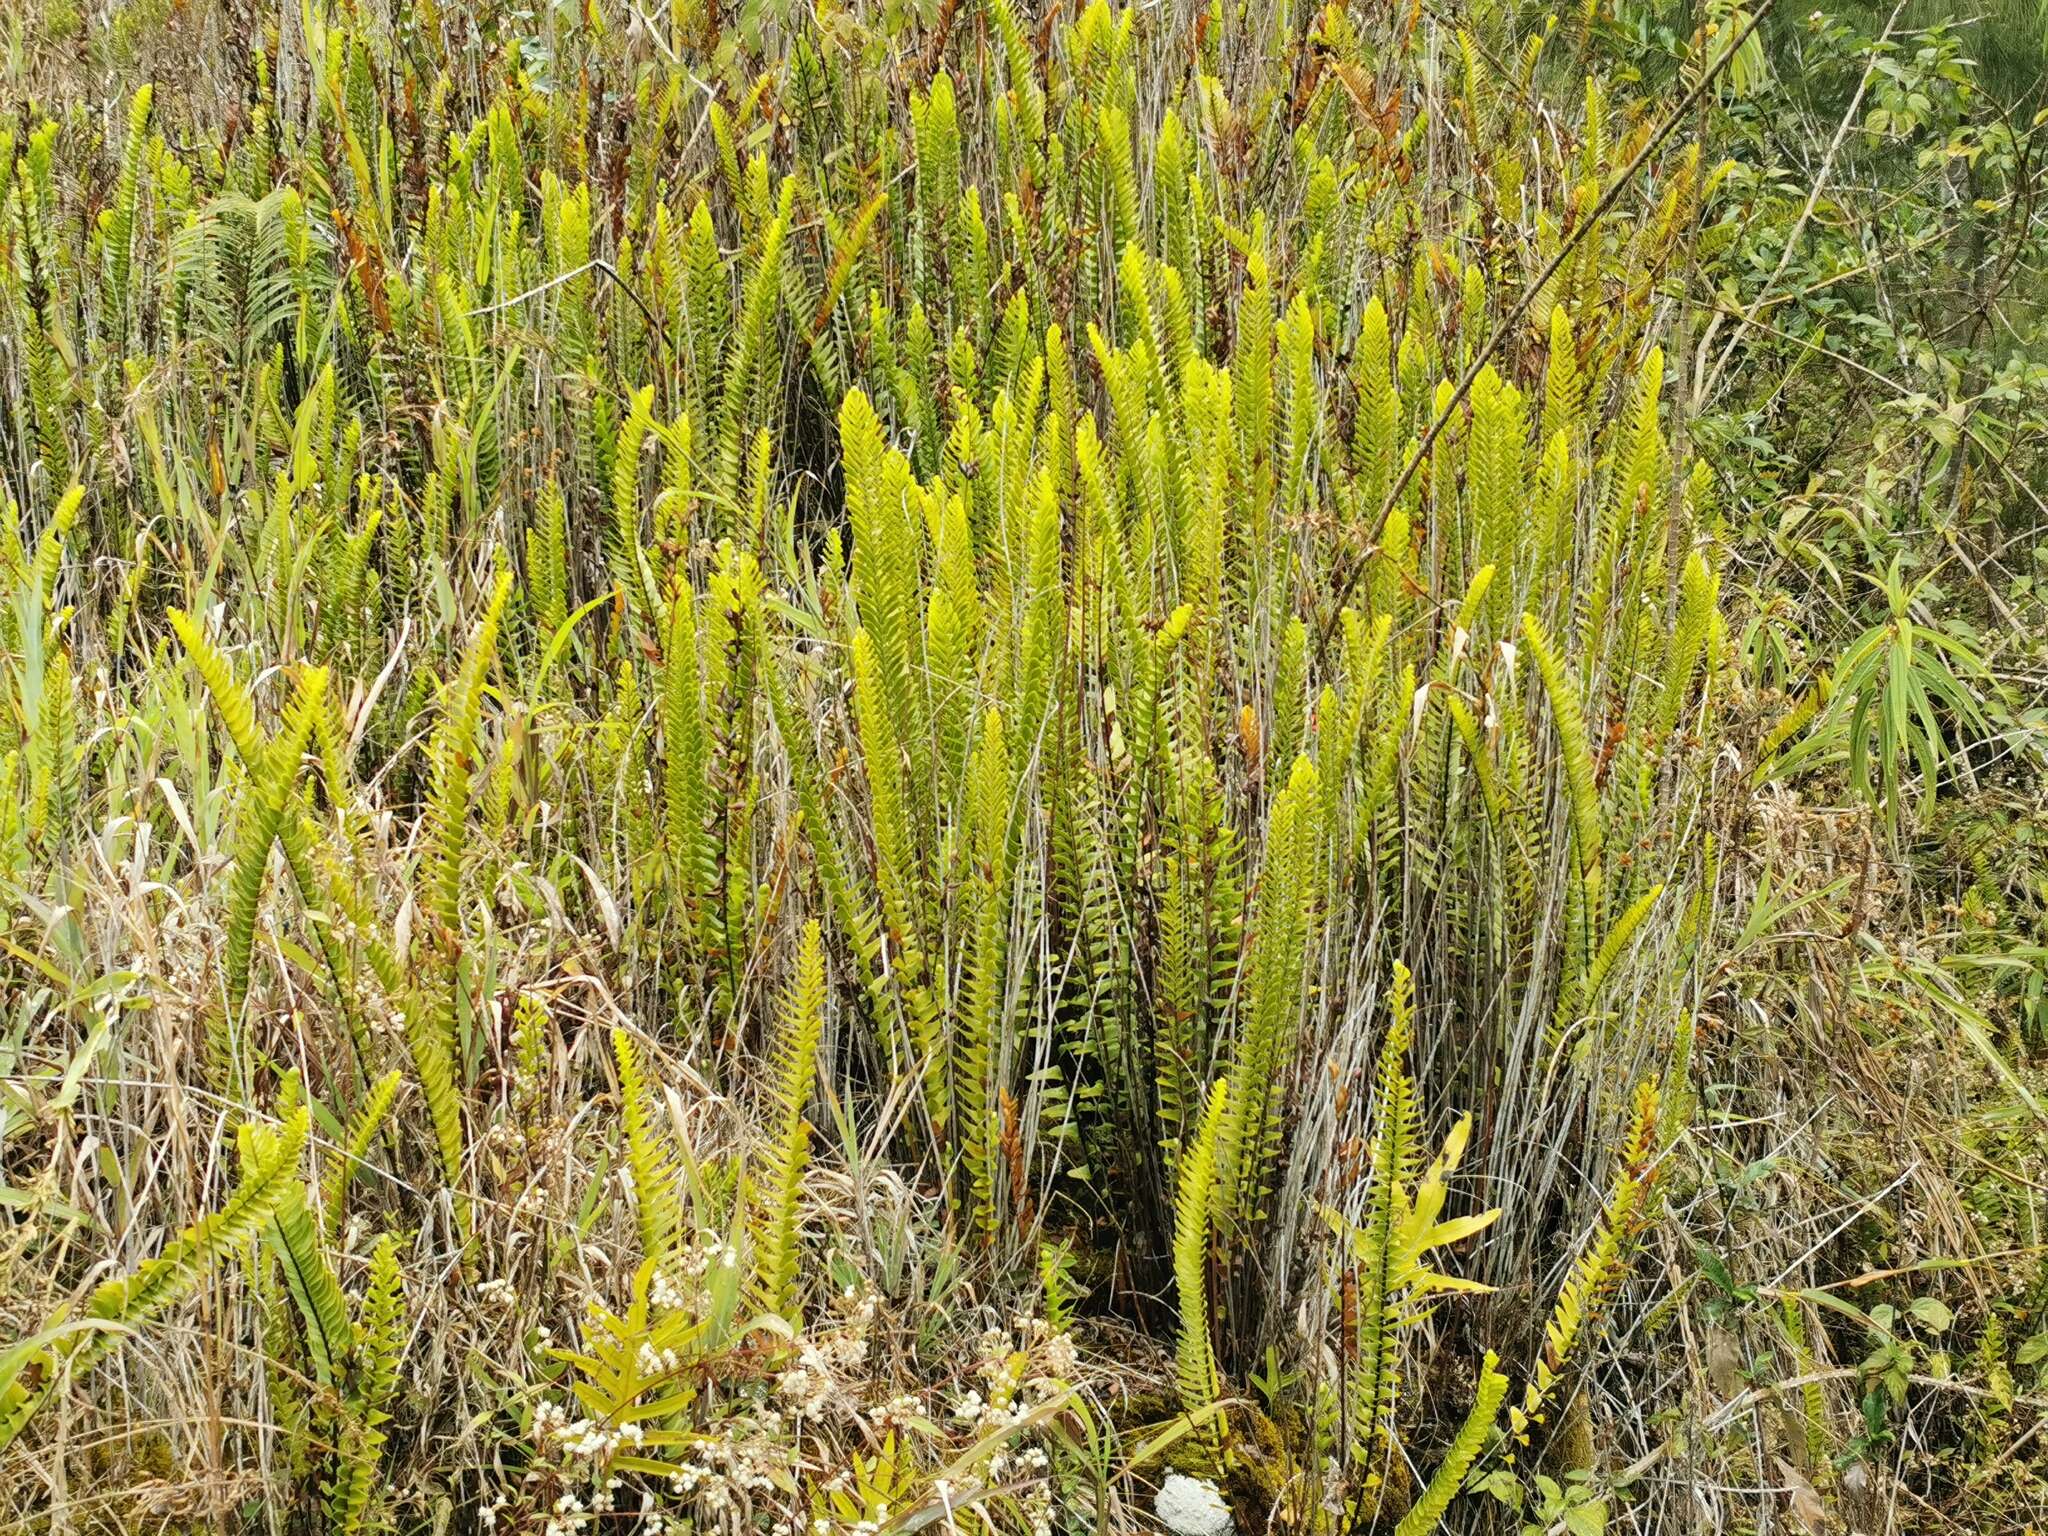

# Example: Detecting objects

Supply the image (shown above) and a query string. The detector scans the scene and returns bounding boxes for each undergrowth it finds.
[1,0,2044,1532]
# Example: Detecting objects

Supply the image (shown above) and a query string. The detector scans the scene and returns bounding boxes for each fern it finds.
[1392,1351,1509,1536]
[404,571,510,1210]
[259,1144,354,1389]
[100,85,154,323]
[851,625,946,1138]
[424,570,510,938]
[0,1108,309,1451]
[1352,296,1399,516]
[527,477,571,642]
[615,1028,683,1276]
[610,384,660,628]
[223,665,328,1013]
[323,1069,403,1235]
[5,13,1757,1517]
[1172,1079,1228,1446]
[167,606,267,766]
[716,179,794,502]
[1523,612,1603,909]
[752,920,827,1319]
[1512,1080,1662,1442]
[661,577,711,932]
[1217,755,1321,1235]
[1349,962,1420,1457]
[324,1231,406,1536]
[959,710,1013,1238]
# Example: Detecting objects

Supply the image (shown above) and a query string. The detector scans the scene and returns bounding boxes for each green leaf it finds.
[1907,1296,1953,1333]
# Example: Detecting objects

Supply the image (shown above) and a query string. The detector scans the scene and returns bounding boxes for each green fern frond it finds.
[1349,960,1419,1457]
[425,570,510,938]
[1522,612,1602,907]
[960,710,1011,1239]
[167,607,267,768]
[223,665,327,1013]
[0,1108,309,1452]
[614,1028,683,1276]
[100,84,153,321]
[324,1231,405,1536]
[661,577,711,932]
[323,1069,402,1234]
[262,1164,354,1388]
[1512,1081,1662,1441]
[1172,1079,1228,1446]
[716,178,793,502]
[1392,1351,1509,1536]
[1217,754,1321,1235]
[752,920,827,1320]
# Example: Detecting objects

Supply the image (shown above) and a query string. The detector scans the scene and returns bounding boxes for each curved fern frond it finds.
[1392,1351,1509,1536]
[223,665,327,1012]
[1348,960,1419,1458]
[0,1108,309,1452]
[1511,1080,1662,1442]
[322,1068,403,1234]
[960,709,1014,1239]
[1218,754,1321,1235]
[1522,611,1602,906]
[261,1163,353,1388]
[324,1231,405,1536]
[167,607,267,769]
[424,570,511,938]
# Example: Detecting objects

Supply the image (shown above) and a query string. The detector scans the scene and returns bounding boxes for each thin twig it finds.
[466,257,672,360]
[1318,0,1781,655]
[1699,0,1908,405]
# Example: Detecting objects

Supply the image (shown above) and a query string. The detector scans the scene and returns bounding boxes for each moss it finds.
[1542,1386,1595,1478]
[73,1429,200,1536]
[1109,1387,1224,1478]
[1222,1401,1293,1522]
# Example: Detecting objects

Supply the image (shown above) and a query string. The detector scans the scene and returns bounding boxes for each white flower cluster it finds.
[1041,1330,1078,1380]
[990,1443,1056,1536]
[635,1338,686,1378]
[532,1398,648,1461]
[866,1391,923,1431]
[811,1503,889,1536]
[648,1264,691,1312]
[664,1423,781,1518]
[777,1326,866,1418]
[949,1375,1041,1465]
[542,1485,585,1536]
[985,1314,1080,1406]
[679,1232,741,1281]
[940,1316,1068,1536]
[775,1293,876,1420]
